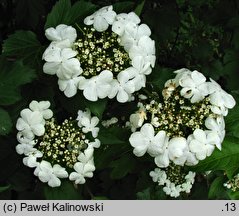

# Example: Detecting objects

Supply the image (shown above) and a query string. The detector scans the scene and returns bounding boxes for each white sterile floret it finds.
[168,137,188,166]
[188,129,216,160]
[130,56,152,91]
[120,23,151,51]
[205,116,225,144]
[88,139,101,148]
[16,143,35,155]
[84,5,116,32]
[177,69,209,103]
[102,117,118,128]
[154,147,170,168]
[35,161,68,187]
[108,69,136,103]
[69,148,95,184]
[81,116,100,138]
[23,150,43,168]
[16,133,37,155]
[129,102,147,132]
[129,123,168,157]
[45,24,77,45]
[77,109,91,126]
[208,78,236,116]
[149,168,167,184]
[16,109,45,139]
[43,45,82,80]
[129,36,156,67]
[29,100,53,120]
[79,70,113,101]
[150,167,196,198]
[112,12,140,36]
[77,109,100,138]
[58,76,84,97]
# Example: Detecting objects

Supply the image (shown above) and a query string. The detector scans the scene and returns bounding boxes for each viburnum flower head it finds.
[150,165,196,198]
[129,68,235,170]
[16,100,100,187]
[42,5,156,103]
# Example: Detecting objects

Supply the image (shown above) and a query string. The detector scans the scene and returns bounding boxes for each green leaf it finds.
[208,176,229,199]
[225,94,239,139]
[98,126,129,145]
[84,99,107,118]
[227,190,239,200]
[0,184,11,193]
[45,0,71,29]
[148,66,174,91]
[45,0,97,29]
[110,154,136,179]
[134,0,145,16]
[66,0,97,25]
[112,1,134,13]
[191,136,239,174]
[0,108,12,136]
[0,56,36,105]
[137,187,151,200]
[2,31,43,67]
[44,180,82,200]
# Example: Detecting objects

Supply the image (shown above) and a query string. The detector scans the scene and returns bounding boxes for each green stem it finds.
[75,23,85,35]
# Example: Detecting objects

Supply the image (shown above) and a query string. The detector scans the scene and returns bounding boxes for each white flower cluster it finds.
[150,168,195,198]
[16,101,100,187]
[129,69,236,168]
[42,5,155,103]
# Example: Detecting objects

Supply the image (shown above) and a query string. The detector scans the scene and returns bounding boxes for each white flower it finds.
[162,79,178,99]
[149,168,167,185]
[129,104,147,132]
[163,181,181,198]
[84,5,116,32]
[120,23,151,51]
[77,109,91,127]
[16,109,45,138]
[88,139,101,148]
[29,100,53,120]
[154,148,170,168]
[129,36,156,67]
[129,123,168,157]
[81,116,100,138]
[45,24,77,45]
[69,162,95,184]
[16,134,37,155]
[17,131,35,144]
[102,117,118,128]
[108,69,135,103]
[205,116,225,144]
[77,109,99,138]
[208,78,236,116]
[43,45,82,80]
[168,137,188,166]
[188,129,216,160]
[23,150,43,168]
[79,70,113,101]
[112,12,140,36]
[35,161,68,187]
[177,70,209,103]
[130,56,152,91]
[58,76,84,97]
[16,143,35,155]
[69,148,95,184]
